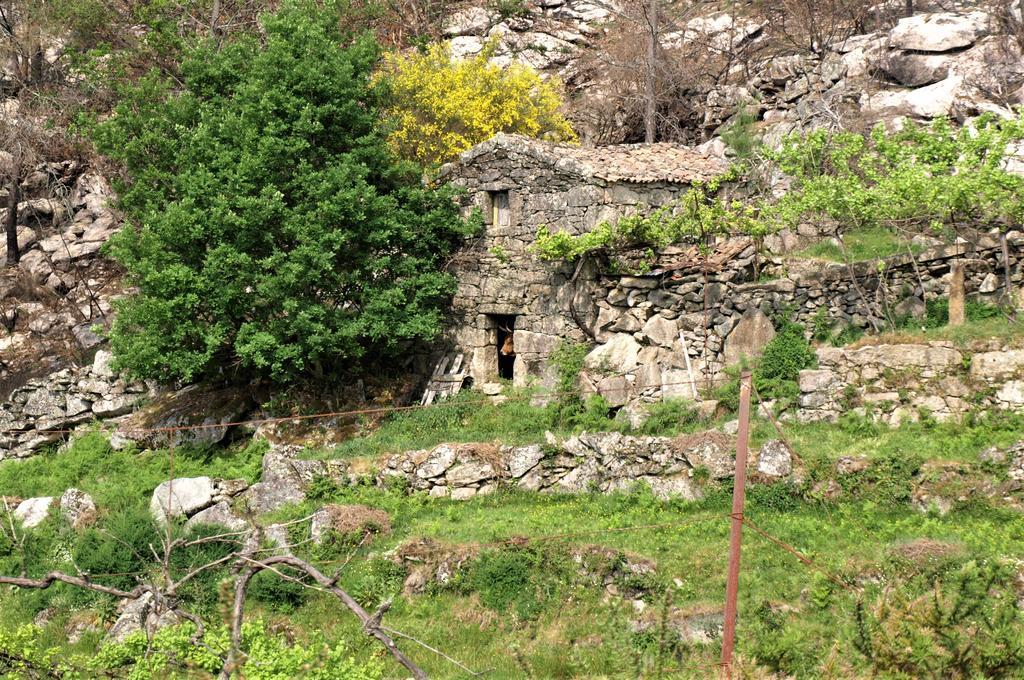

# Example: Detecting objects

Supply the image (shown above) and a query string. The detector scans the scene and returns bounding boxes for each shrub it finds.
[855,560,1024,678]
[93,1,475,385]
[753,322,815,406]
[547,341,590,428]
[471,548,546,619]
[247,571,308,613]
[380,39,575,166]
[73,507,159,594]
[350,557,408,608]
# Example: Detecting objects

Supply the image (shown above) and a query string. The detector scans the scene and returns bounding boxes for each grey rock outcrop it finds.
[241,445,348,514]
[115,385,252,449]
[889,11,991,53]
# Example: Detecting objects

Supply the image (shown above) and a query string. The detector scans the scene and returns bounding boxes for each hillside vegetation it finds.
[2,0,1024,678]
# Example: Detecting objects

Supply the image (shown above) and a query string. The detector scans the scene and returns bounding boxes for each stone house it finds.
[438,133,729,388]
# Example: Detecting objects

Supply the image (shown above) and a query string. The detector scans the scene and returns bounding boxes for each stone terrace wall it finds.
[797,342,1024,425]
[379,431,748,501]
[582,232,1024,411]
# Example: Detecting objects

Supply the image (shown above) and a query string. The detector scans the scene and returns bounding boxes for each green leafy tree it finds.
[93,1,475,384]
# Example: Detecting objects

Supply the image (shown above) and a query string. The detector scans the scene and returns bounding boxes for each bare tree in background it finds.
[2,144,22,266]
[756,0,869,58]
[0,0,53,89]
[577,0,769,144]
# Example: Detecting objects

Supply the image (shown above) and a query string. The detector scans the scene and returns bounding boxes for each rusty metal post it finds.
[721,370,752,676]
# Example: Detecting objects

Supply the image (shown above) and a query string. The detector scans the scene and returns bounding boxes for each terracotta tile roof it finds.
[442,133,730,185]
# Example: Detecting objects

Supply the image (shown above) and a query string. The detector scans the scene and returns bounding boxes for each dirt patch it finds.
[671,430,733,452]
[319,504,391,536]
[888,538,963,566]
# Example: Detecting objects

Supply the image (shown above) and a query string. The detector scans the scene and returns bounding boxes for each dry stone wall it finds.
[379,431,742,501]
[797,341,1024,425]
[581,232,1024,411]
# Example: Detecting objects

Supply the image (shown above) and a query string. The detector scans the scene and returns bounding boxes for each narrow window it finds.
[490,190,510,226]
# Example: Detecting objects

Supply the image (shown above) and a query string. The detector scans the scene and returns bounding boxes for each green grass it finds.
[252,484,1024,679]
[313,391,706,460]
[751,411,1024,464]
[2,404,1024,678]
[0,431,265,513]
[790,226,917,262]
[848,314,1024,349]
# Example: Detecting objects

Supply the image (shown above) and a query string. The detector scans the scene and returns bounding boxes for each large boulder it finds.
[14,496,54,529]
[585,333,641,373]
[185,501,249,532]
[722,309,775,367]
[863,76,962,119]
[242,445,347,515]
[877,51,951,87]
[149,477,216,524]
[889,11,991,53]
[116,385,252,448]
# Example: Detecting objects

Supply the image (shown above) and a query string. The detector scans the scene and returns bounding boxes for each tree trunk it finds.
[643,0,658,143]
[4,169,19,266]
[211,0,222,36]
[905,0,914,17]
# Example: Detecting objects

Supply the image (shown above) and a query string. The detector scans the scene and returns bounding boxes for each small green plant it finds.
[488,244,511,264]
[810,307,831,342]
[855,560,1024,678]
[486,0,528,19]
[547,340,590,428]
[639,398,700,435]
[471,549,543,619]
[720,104,761,159]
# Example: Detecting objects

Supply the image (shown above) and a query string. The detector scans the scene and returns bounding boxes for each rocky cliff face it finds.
[445,0,1024,145]
[0,161,125,395]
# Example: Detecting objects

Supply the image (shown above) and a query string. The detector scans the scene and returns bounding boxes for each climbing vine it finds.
[532,164,757,261]
[532,113,1024,263]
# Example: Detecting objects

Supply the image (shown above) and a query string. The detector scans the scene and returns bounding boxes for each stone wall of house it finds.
[579,232,1024,412]
[797,342,1024,425]
[443,138,692,387]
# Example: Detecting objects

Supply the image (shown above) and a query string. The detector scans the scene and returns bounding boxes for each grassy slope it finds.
[259,486,1024,679]
[2,399,1023,677]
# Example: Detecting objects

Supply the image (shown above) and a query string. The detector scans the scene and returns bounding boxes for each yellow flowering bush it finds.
[381,40,576,165]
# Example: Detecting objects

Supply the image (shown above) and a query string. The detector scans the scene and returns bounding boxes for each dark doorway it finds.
[492,314,517,380]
